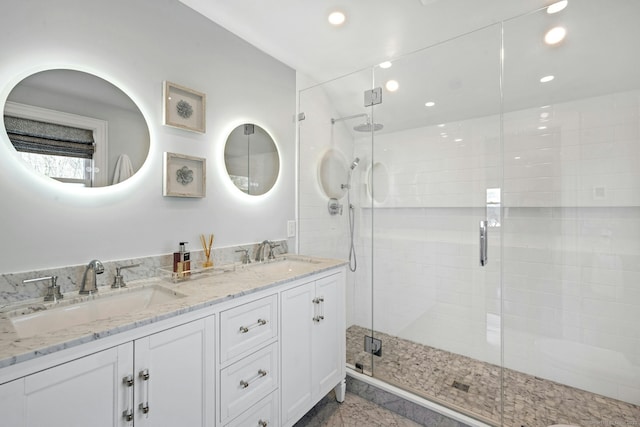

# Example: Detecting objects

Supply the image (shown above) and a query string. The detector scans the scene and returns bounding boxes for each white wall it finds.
[0,0,296,273]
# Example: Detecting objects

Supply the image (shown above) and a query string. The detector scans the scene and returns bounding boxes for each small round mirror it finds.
[224,123,279,195]
[3,69,149,187]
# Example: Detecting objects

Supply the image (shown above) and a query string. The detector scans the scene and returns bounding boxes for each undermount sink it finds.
[244,256,322,275]
[9,285,185,339]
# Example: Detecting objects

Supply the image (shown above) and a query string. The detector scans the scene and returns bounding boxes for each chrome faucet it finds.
[23,275,63,302]
[255,241,270,262]
[255,240,280,262]
[235,247,251,264]
[267,241,279,260]
[112,263,140,289]
[79,259,104,295]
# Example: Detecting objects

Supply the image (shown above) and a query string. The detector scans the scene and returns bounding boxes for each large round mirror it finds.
[3,69,149,187]
[224,123,279,195]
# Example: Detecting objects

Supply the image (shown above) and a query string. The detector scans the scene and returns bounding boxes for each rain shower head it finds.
[354,118,383,132]
[331,113,384,132]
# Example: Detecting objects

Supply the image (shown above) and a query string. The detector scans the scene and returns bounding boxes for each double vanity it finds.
[0,255,346,427]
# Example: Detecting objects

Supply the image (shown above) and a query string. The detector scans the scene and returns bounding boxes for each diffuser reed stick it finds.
[200,233,214,268]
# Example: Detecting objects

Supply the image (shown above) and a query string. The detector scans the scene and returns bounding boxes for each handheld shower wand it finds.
[343,157,359,272]
[341,157,360,190]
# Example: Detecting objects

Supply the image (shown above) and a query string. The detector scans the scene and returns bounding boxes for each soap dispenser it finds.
[173,242,191,278]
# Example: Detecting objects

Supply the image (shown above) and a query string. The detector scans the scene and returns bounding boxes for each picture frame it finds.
[163,81,206,133]
[163,152,206,198]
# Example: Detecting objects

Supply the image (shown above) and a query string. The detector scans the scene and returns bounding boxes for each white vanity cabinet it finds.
[0,344,131,426]
[0,261,346,427]
[280,272,346,427]
[218,295,279,426]
[131,317,214,426]
[0,317,214,427]
[0,378,26,425]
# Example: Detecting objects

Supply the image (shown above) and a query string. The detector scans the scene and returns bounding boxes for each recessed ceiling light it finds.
[547,0,568,14]
[438,123,445,128]
[540,112,550,119]
[540,75,555,83]
[538,125,548,130]
[545,26,567,45]
[385,80,399,92]
[425,101,435,107]
[328,11,346,26]
[454,138,463,142]
[379,61,392,69]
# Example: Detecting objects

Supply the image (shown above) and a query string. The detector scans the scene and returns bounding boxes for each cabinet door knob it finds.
[258,420,269,427]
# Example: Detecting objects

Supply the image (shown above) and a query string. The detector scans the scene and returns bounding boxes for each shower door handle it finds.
[479,220,488,266]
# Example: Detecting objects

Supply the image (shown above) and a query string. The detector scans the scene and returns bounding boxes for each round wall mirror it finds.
[3,69,150,187]
[224,123,279,195]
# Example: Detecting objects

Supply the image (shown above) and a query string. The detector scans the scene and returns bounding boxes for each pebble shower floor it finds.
[346,325,640,426]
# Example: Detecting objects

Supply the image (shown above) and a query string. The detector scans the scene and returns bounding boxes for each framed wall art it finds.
[163,152,206,197]
[163,81,206,133]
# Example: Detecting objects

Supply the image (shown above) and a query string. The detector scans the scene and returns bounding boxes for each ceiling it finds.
[179,0,640,135]
[179,0,553,85]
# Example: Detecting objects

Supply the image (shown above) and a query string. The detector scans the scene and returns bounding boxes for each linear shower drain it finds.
[451,380,470,392]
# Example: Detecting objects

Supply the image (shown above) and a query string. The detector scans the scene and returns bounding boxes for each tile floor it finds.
[346,325,640,427]
[294,391,423,427]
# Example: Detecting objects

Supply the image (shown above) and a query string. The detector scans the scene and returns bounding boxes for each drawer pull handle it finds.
[239,369,268,389]
[258,420,269,427]
[239,318,268,333]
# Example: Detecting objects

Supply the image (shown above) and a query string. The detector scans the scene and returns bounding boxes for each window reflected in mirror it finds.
[3,69,150,187]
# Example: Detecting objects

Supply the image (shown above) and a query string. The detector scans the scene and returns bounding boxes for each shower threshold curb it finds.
[346,368,493,427]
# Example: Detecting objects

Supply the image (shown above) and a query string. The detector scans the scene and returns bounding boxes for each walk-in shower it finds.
[300,1,640,426]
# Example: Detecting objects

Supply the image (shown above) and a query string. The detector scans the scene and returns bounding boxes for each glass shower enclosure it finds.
[298,1,640,425]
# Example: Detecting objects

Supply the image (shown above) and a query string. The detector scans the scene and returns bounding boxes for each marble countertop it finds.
[0,255,345,370]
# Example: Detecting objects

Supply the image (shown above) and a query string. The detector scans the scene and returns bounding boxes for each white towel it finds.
[112,154,134,184]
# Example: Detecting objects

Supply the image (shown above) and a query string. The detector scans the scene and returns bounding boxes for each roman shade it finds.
[4,115,95,159]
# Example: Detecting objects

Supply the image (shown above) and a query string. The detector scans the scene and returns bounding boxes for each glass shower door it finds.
[501,1,640,425]
[365,24,504,424]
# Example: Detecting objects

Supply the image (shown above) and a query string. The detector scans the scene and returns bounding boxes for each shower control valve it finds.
[328,198,343,216]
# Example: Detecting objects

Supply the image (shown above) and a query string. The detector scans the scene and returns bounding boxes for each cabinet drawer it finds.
[220,294,277,363]
[219,342,279,425]
[225,390,279,427]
